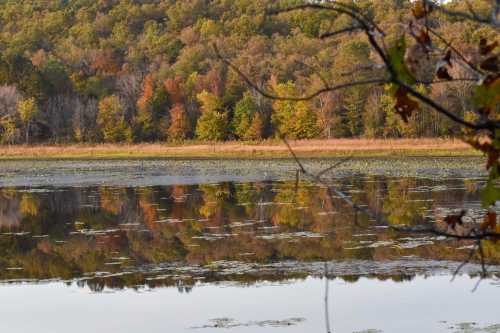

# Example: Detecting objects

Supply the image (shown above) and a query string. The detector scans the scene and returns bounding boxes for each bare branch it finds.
[472,240,488,292]
[424,0,500,28]
[392,223,500,242]
[320,26,361,39]
[451,244,478,282]
[395,79,500,131]
[426,26,482,75]
[417,78,478,85]
[214,44,388,101]
[478,239,488,277]
[294,58,330,89]
[339,64,384,77]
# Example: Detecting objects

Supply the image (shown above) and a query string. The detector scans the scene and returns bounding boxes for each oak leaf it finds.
[394,86,419,123]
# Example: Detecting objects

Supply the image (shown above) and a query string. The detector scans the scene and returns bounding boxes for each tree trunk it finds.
[25,122,30,144]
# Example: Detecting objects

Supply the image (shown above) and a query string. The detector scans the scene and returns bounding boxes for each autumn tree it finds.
[136,75,169,141]
[0,0,497,146]
[168,103,191,140]
[0,85,22,143]
[195,90,228,141]
[272,82,319,139]
[164,76,192,140]
[17,98,39,144]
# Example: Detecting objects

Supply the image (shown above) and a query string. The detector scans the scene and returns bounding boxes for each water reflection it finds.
[0,176,497,292]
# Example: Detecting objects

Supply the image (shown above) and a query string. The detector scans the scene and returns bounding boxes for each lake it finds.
[0,158,499,333]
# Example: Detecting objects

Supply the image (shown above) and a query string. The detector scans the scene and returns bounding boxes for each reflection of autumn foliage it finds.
[199,183,235,224]
[19,193,40,216]
[0,178,493,289]
[383,179,429,226]
[99,188,124,215]
[0,189,22,230]
[138,188,160,230]
[272,182,314,228]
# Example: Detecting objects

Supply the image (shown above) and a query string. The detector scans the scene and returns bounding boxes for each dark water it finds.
[0,159,499,332]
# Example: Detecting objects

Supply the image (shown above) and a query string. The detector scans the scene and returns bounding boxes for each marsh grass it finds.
[0,138,478,160]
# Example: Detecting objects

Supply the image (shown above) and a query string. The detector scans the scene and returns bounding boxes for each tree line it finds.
[0,0,495,144]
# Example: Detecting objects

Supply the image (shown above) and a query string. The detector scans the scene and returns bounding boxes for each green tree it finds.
[97,95,132,143]
[232,92,263,140]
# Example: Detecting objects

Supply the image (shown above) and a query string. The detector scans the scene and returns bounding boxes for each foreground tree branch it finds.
[216,0,500,281]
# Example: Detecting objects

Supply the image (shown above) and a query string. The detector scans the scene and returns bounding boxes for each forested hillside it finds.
[0,0,496,143]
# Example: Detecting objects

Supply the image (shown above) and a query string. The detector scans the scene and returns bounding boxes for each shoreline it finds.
[0,139,479,160]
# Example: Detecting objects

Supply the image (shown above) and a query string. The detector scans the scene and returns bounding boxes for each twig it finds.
[471,240,488,292]
[426,26,482,75]
[451,243,478,282]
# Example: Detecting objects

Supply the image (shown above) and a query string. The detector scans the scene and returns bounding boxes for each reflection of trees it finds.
[272,182,314,228]
[19,193,40,217]
[383,179,429,226]
[0,178,488,290]
[0,189,22,229]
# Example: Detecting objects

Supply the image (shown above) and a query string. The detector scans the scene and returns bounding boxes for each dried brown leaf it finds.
[394,86,419,123]
[480,212,497,231]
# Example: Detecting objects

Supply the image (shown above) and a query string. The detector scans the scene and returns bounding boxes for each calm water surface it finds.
[0,158,498,332]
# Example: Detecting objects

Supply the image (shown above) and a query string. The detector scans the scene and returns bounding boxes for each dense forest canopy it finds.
[0,0,497,143]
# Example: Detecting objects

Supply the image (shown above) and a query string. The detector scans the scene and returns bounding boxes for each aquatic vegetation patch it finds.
[447,322,500,333]
[190,317,305,329]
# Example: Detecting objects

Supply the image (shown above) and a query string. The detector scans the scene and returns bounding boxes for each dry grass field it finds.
[0,138,478,159]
